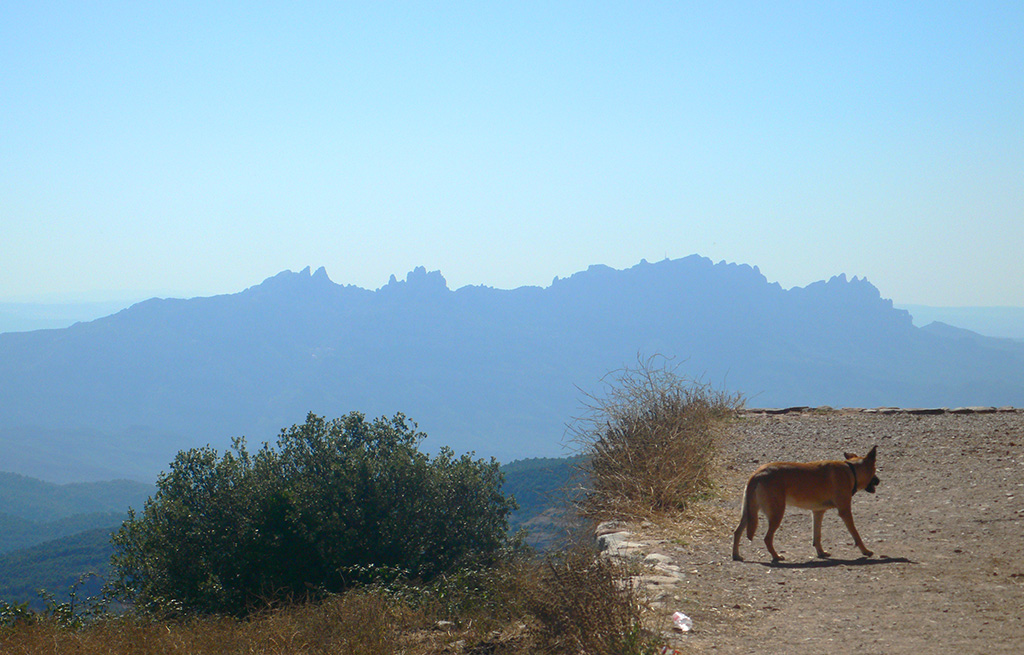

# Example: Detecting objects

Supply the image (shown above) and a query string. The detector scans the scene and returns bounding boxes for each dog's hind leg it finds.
[732,516,746,561]
[812,509,830,558]
[762,498,786,561]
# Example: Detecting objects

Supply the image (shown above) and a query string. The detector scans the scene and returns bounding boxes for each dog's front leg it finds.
[837,506,873,557]
[812,510,830,558]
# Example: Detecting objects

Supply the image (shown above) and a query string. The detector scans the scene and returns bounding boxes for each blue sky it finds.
[2,2,1021,305]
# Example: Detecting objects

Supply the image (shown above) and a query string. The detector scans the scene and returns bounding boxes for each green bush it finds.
[110,412,516,616]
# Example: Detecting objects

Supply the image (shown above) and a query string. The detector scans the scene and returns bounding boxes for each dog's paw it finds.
[732,553,744,561]
[816,551,831,559]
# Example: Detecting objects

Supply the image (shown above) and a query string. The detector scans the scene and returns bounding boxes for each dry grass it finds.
[1,549,668,655]
[0,591,405,655]
[572,357,742,521]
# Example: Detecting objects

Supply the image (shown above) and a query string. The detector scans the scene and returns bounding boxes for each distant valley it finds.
[0,458,574,606]
[0,472,152,554]
[0,472,153,605]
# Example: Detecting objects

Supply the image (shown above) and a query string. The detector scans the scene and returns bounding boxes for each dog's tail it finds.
[732,477,761,560]
[742,478,759,541]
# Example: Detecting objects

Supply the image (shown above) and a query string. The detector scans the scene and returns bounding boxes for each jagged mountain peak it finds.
[252,265,337,293]
[384,266,450,294]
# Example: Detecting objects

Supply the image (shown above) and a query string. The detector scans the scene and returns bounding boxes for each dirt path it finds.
[620,409,1024,654]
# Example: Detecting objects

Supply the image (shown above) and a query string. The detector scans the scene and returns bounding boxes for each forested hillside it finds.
[0,473,152,522]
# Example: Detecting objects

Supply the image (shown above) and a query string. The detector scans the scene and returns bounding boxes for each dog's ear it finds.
[866,445,877,461]
[844,452,857,460]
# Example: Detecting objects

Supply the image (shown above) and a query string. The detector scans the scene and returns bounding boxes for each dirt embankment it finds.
[610,409,1024,654]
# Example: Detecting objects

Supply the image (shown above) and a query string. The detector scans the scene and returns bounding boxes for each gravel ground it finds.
[644,409,1024,654]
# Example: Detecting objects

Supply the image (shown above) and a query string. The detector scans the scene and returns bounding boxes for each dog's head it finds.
[844,445,880,493]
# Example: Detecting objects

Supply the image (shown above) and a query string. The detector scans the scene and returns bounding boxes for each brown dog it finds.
[732,446,879,561]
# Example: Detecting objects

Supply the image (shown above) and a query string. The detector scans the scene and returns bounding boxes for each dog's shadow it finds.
[758,555,914,569]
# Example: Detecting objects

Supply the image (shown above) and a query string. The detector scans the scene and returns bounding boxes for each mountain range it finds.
[2,255,1023,483]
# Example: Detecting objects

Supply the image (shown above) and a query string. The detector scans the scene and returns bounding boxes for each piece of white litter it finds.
[671,611,692,632]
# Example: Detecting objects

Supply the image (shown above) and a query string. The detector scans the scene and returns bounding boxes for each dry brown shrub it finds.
[572,357,742,521]
[524,542,661,655]
[242,590,403,654]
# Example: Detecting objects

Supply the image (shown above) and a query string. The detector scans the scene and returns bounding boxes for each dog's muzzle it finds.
[865,476,880,493]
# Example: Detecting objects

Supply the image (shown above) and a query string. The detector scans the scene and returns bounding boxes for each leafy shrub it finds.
[0,599,34,630]
[111,411,516,616]
[572,357,742,519]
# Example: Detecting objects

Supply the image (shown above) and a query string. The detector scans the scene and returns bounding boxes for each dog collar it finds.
[846,461,858,495]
